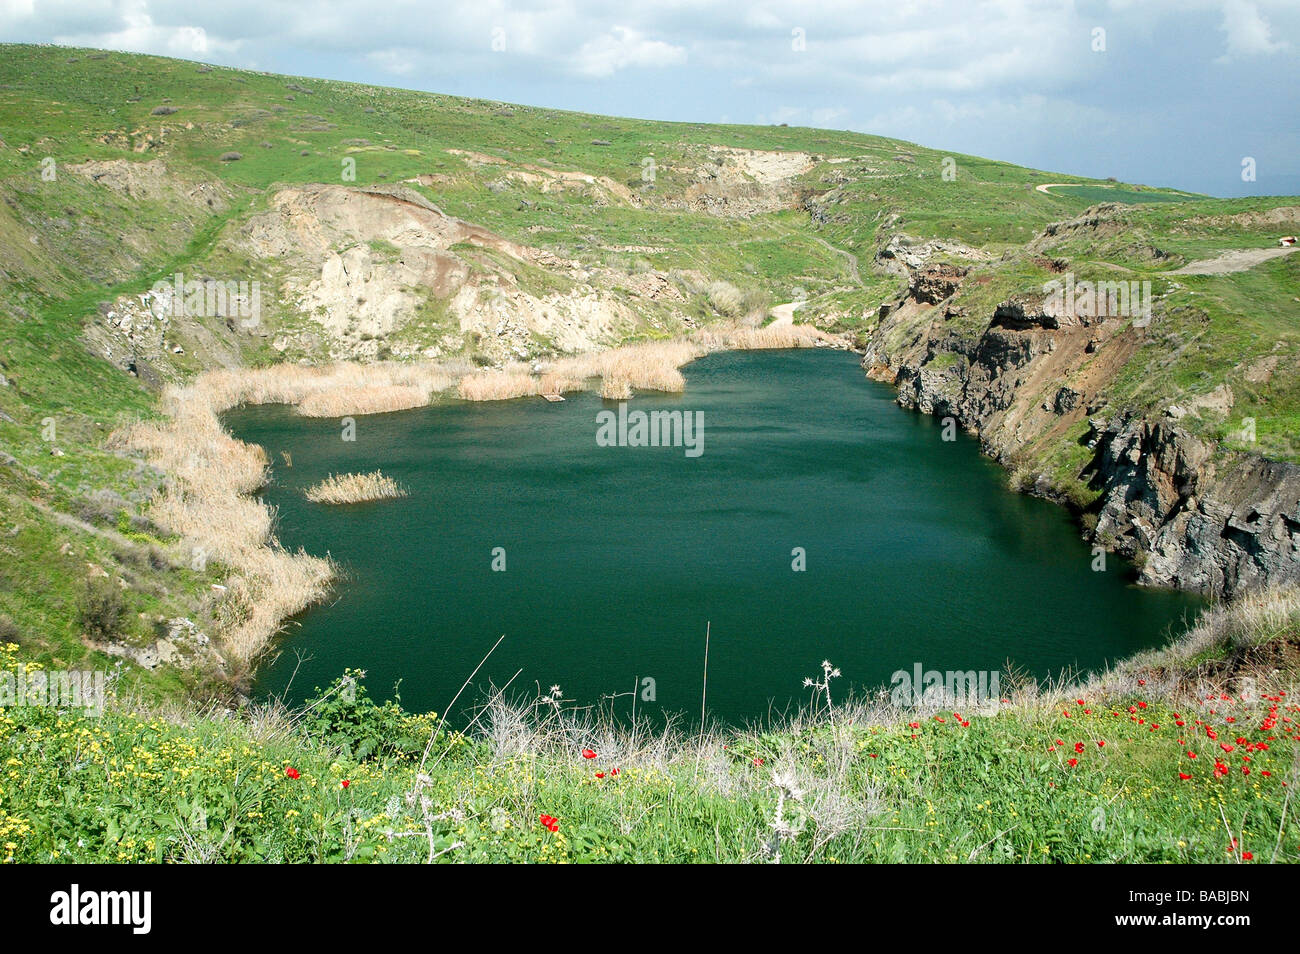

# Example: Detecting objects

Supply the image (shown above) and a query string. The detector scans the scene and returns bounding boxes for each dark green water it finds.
[225,349,1201,724]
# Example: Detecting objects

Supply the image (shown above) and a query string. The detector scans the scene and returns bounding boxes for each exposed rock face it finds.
[238,183,672,362]
[910,264,968,305]
[1091,417,1300,596]
[864,280,1300,597]
[678,147,818,217]
[67,159,232,211]
[875,234,991,274]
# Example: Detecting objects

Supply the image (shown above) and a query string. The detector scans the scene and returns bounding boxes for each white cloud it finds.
[571,26,687,78]
[1216,0,1289,61]
[365,47,418,77]
[50,0,241,59]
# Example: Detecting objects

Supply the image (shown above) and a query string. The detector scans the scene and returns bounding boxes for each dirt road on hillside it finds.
[769,301,799,326]
[1170,246,1298,275]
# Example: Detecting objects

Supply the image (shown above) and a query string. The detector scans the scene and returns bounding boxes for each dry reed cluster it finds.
[111,400,334,666]
[304,470,407,505]
[454,323,836,403]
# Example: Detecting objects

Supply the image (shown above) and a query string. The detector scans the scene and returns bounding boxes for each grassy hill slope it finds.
[0,48,1297,864]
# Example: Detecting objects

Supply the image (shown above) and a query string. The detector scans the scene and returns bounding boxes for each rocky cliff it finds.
[862,249,1300,597]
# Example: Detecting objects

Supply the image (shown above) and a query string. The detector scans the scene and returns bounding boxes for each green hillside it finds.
[0,46,1298,865]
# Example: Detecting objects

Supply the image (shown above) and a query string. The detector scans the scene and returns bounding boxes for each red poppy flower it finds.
[1067,758,1078,767]
[1096,740,1106,748]
[1242,852,1253,861]
[753,758,764,766]
[1178,772,1192,780]
[285,767,300,780]
[610,767,619,776]
[1074,742,1085,754]
[581,748,597,759]
[341,779,350,789]
[595,772,605,779]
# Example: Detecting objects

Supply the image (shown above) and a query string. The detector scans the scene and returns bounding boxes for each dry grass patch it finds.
[696,323,838,351]
[297,384,428,417]
[304,470,407,505]
[458,368,538,401]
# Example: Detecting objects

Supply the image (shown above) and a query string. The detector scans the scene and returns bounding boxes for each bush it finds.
[706,281,744,317]
[150,105,178,116]
[74,489,129,527]
[300,670,435,762]
[740,286,772,317]
[78,579,127,642]
[219,152,243,162]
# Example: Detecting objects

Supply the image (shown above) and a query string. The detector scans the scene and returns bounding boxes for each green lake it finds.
[225,349,1202,724]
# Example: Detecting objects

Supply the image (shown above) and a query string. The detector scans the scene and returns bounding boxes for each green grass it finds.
[2,646,1296,863]
[1046,184,1199,205]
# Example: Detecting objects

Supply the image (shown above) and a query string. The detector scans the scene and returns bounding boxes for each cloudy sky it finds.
[2,0,1296,196]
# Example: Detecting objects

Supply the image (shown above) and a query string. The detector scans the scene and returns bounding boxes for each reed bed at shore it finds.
[457,323,837,403]
[111,402,335,665]
[304,470,408,505]
[113,323,843,665]
[458,368,539,401]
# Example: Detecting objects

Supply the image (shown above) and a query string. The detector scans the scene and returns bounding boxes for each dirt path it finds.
[806,234,863,285]
[1170,246,1298,275]
[769,301,799,326]
[1035,183,1079,195]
